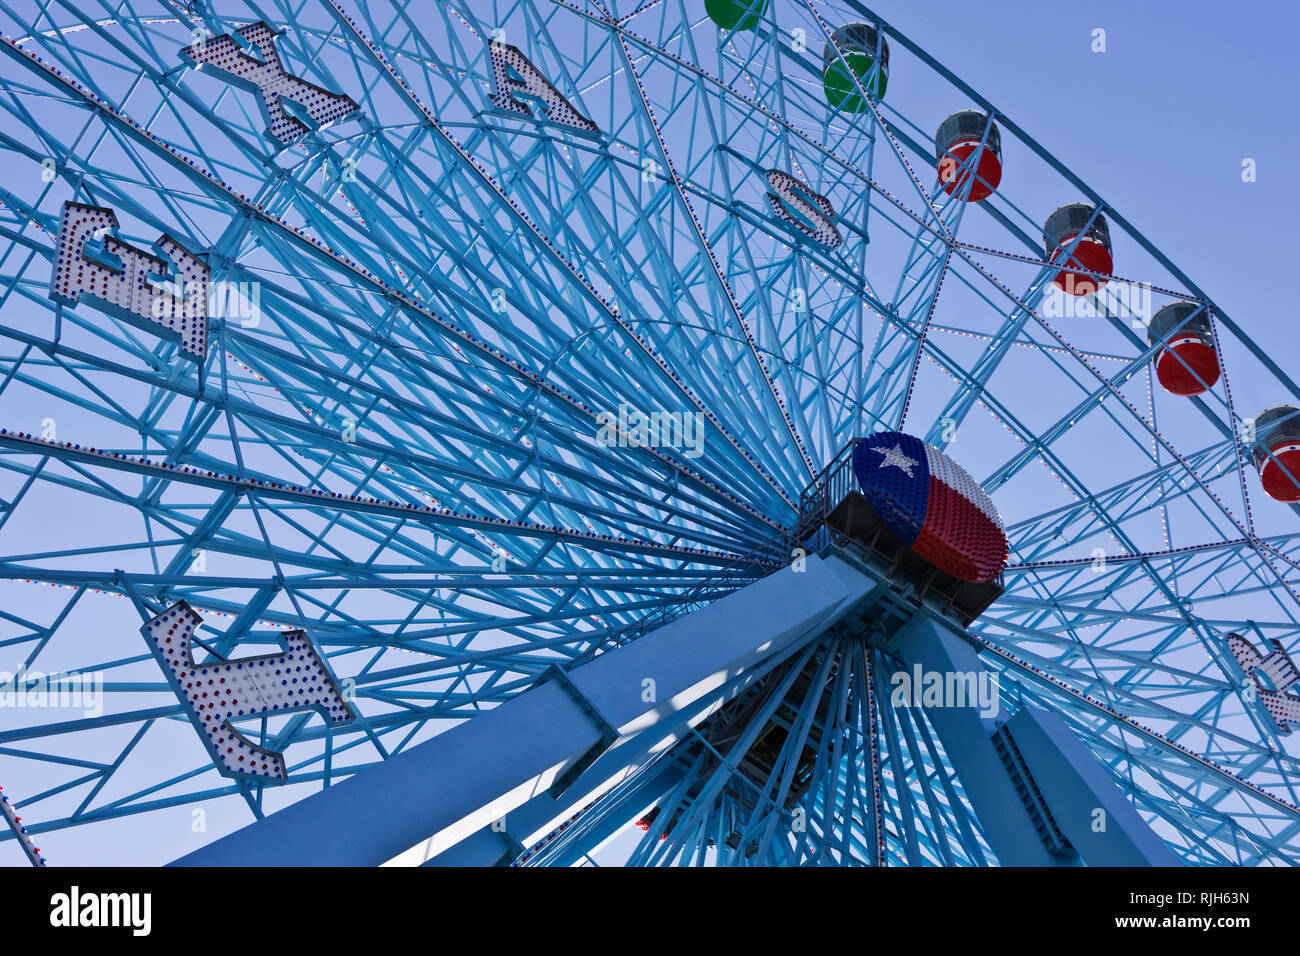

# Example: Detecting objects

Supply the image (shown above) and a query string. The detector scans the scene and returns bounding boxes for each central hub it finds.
[850,430,1009,585]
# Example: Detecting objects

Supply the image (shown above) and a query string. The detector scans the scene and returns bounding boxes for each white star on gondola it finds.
[872,443,919,477]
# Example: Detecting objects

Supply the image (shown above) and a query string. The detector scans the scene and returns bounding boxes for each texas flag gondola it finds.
[851,431,1009,584]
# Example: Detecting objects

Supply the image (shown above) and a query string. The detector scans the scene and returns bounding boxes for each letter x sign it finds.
[181,21,358,146]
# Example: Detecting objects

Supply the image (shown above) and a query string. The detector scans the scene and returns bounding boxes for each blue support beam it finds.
[1001,707,1181,866]
[888,611,1071,865]
[889,610,1179,866]
[172,554,876,866]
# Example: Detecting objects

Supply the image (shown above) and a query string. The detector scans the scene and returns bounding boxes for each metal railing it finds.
[796,438,864,555]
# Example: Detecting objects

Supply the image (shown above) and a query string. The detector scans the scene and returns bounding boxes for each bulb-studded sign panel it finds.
[851,431,1009,584]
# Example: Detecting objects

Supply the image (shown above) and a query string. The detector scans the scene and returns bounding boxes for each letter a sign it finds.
[142,601,355,781]
[49,202,210,360]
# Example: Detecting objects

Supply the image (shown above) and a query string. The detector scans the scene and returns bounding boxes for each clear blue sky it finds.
[878,0,1299,365]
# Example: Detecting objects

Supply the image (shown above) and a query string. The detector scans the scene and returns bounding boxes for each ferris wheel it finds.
[0,0,1297,868]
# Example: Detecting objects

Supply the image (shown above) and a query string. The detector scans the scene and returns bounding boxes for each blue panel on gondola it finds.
[852,431,930,543]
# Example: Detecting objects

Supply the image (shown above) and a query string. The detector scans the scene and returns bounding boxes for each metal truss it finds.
[0,0,1295,866]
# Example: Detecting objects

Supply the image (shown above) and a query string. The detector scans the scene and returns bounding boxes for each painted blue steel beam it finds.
[172,553,876,865]
[887,611,1072,866]
[421,628,854,866]
[1002,707,1181,866]
[419,628,863,866]
[426,735,687,867]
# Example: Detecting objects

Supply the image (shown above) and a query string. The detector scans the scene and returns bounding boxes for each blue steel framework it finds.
[0,0,1295,866]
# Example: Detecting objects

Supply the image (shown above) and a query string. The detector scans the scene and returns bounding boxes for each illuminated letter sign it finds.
[489,41,600,135]
[1227,633,1300,733]
[766,169,842,248]
[181,21,359,146]
[49,202,209,360]
[143,601,355,781]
